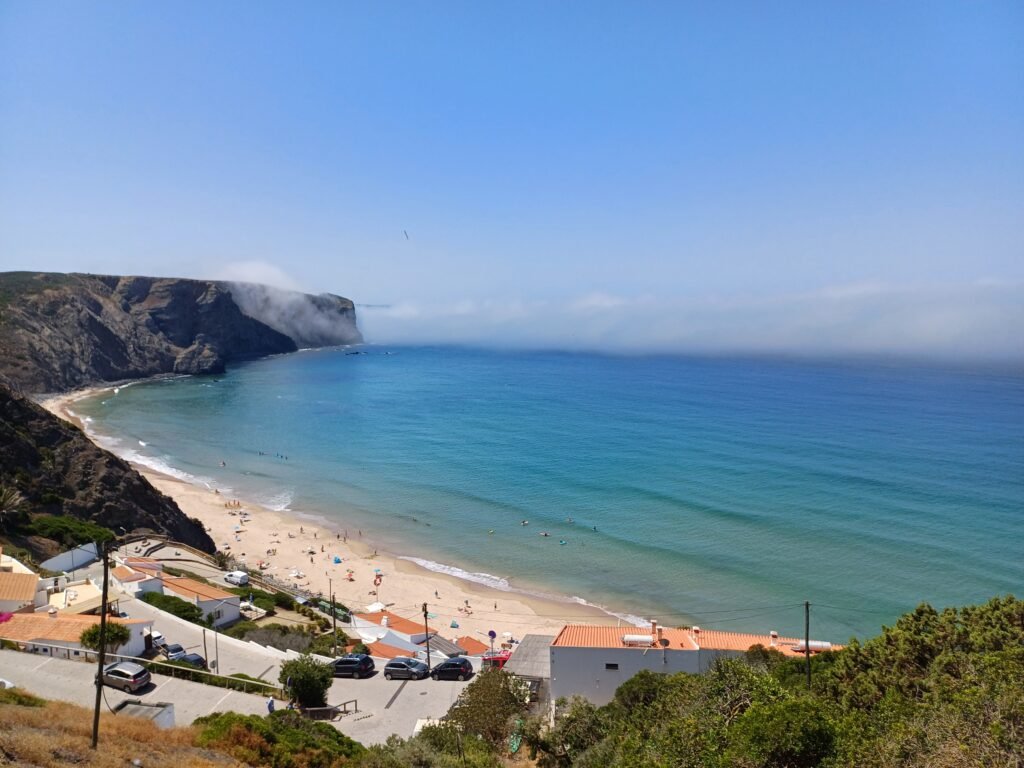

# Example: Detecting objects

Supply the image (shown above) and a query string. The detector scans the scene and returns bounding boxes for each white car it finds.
[0,679,15,689]
[149,631,166,648]
[224,570,249,586]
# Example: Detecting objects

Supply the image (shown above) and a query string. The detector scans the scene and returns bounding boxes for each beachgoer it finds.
[310,556,314,564]
[267,697,275,714]
[435,590,439,599]
[494,602,497,611]
[300,526,304,534]
[321,545,324,552]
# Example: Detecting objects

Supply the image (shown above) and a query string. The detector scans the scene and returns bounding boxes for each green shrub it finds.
[140,591,207,625]
[0,687,46,707]
[279,655,333,708]
[26,515,113,546]
[193,710,364,767]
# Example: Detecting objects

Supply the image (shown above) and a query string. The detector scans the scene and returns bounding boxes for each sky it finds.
[1,2,1022,360]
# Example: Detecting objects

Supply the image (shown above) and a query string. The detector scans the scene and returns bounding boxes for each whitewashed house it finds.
[161,577,240,628]
[550,623,836,705]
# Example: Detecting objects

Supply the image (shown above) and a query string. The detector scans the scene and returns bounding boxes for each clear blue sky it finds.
[1,2,1022,359]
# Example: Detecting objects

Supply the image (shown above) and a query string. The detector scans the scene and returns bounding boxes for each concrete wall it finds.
[550,646,742,706]
[39,543,98,574]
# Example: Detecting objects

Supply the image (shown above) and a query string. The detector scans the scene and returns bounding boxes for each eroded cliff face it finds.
[0,384,216,555]
[0,272,362,394]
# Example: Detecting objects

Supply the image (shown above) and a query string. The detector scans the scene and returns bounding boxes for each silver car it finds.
[102,662,151,692]
[383,657,429,680]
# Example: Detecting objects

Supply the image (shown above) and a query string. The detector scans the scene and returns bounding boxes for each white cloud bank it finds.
[359,282,1024,363]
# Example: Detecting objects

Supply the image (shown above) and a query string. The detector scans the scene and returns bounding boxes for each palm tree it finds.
[0,484,26,531]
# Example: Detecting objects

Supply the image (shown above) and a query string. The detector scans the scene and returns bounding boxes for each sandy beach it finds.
[41,387,613,644]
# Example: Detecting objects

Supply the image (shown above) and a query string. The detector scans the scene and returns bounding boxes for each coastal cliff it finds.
[0,270,361,561]
[0,272,362,394]
[0,385,216,556]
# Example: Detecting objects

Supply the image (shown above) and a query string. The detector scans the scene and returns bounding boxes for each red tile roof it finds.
[551,625,836,657]
[162,576,236,602]
[0,613,149,644]
[112,566,145,583]
[366,641,414,660]
[354,611,434,637]
[0,573,39,603]
[457,636,489,655]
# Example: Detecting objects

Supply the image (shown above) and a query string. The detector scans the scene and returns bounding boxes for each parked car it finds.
[178,653,207,670]
[383,657,429,680]
[149,631,167,649]
[430,656,473,681]
[102,662,151,693]
[224,570,249,586]
[331,654,375,679]
[0,679,16,689]
[163,643,186,661]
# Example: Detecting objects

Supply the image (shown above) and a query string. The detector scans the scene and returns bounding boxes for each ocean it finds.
[71,346,1024,641]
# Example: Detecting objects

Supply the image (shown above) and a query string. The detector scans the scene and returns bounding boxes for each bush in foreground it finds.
[279,654,333,708]
[193,710,364,767]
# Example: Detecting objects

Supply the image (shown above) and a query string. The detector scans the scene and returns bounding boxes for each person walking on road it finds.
[267,697,275,714]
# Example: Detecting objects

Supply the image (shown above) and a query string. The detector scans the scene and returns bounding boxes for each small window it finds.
[605,663,619,670]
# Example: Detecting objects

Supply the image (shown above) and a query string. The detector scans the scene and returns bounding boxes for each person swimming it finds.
[540,532,550,537]
[521,520,529,526]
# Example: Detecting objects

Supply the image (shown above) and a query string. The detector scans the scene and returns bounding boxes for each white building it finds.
[0,611,153,659]
[111,565,163,597]
[550,623,834,705]
[0,571,46,614]
[161,576,240,628]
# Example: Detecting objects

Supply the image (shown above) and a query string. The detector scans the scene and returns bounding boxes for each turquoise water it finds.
[72,347,1023,641]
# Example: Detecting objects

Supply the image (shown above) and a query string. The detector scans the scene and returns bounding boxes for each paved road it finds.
[0,648,268,725]
[0,648,475,744]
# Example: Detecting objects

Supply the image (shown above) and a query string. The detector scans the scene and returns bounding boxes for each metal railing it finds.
[12,641,284,697]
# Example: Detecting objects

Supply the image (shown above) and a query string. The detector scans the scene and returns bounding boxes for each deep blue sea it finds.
[72,346,1024,641]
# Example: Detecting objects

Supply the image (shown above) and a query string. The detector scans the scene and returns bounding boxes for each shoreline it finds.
[40,386,621,643]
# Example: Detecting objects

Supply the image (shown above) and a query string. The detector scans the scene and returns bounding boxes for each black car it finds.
[430,657,473,681]
[178,653,207,670]
[383,657,429,680]
[331,654,375,679]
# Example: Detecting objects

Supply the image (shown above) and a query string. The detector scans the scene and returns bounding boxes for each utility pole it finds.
[422,603,432,670]
[804,600,811,690]
[91,540,111,749]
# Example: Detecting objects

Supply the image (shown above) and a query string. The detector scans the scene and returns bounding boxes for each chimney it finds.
[381,615,389,627]
[657,627,664,644]
[769,630,778,647]
[650,620,658,643]
[48,607,58,619]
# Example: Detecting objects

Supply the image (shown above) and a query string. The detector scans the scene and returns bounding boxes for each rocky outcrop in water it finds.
[0,272,362,394]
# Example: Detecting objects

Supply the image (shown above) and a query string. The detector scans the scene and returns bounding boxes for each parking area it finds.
[0,649,269,723]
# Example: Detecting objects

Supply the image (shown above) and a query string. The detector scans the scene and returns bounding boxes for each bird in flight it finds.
[404,230,409,240]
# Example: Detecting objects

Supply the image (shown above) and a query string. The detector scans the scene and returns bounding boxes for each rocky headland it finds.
[0,271,362,561]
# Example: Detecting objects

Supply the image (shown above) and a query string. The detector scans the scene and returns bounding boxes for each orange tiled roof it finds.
[366,641,415,660]
[0,572,39,603]
[0,614,148,644]
[457,636,489,655]
[551,625,836,657]
[354,610,434,637]
[112,566,145,583]
[162,576,236,602]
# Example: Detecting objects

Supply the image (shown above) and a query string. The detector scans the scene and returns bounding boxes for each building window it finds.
[213,609,222,620]
[605,663,619,670]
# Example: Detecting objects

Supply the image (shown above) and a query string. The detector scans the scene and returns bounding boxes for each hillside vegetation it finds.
[0,385,215,562]
[1,597,1020,767]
